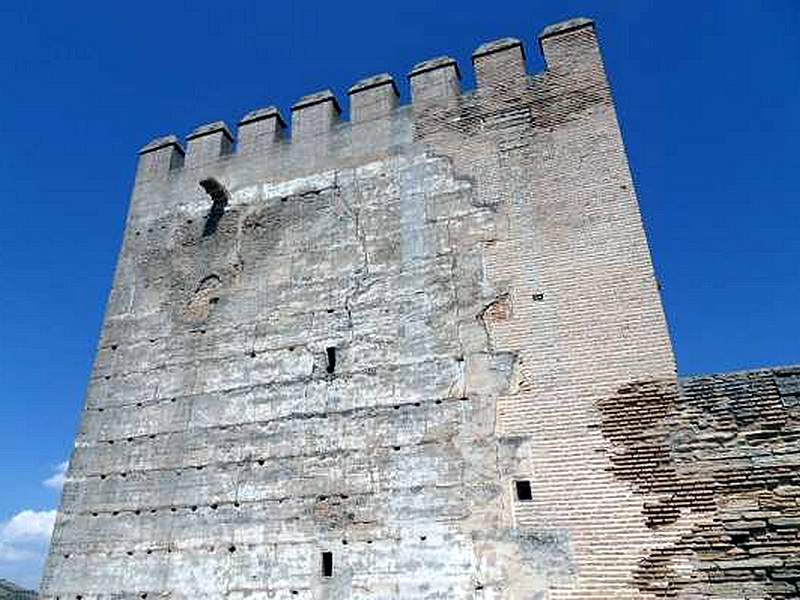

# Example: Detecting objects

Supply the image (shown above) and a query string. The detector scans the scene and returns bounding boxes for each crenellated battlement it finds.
[135,17,599,185]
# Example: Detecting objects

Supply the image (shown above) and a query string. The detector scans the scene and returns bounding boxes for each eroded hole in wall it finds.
[321,551,333,577]
[326,347,336,374]
[199,178,230,237]
[184,274,222,321]
[479,293,511,323]
[515,480,533,501]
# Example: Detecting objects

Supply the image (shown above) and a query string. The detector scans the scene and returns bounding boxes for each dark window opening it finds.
[322,551,333,577]
[325,347,336,374]
[199,178,230,237]
[515,480,533,501]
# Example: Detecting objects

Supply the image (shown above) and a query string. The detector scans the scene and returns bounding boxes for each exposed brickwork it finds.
[596,368,800,598]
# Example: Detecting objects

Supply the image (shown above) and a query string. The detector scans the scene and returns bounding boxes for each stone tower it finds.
[40,17,800,600]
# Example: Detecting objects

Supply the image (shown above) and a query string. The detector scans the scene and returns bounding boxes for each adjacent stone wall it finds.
[594,367,800,599]
[41,16,797,600]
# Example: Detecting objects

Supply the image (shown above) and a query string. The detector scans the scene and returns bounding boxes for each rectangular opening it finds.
[325,347,336,374]
[321,551,333,577]
[515,480,533,502]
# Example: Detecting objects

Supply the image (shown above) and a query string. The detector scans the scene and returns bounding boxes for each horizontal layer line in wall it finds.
[59,478,473,520]
[79,393,470,447]
[70,429,480,482]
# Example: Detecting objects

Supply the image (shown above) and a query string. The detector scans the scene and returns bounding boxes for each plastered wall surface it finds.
[40,18,799,600]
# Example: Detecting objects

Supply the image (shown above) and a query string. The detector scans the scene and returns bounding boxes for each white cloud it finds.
[0,543,38,562]
[0,459,67,589]
[43,461,69,491]
[2,510,56,543]
[0,509,56,590]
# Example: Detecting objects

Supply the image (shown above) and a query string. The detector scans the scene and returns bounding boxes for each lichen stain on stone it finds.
[472,528,574,598]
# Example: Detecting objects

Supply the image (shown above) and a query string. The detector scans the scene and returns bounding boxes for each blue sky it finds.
[0,0,797,589]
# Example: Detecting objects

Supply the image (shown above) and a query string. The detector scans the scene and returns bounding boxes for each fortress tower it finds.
[41,18,800,600]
